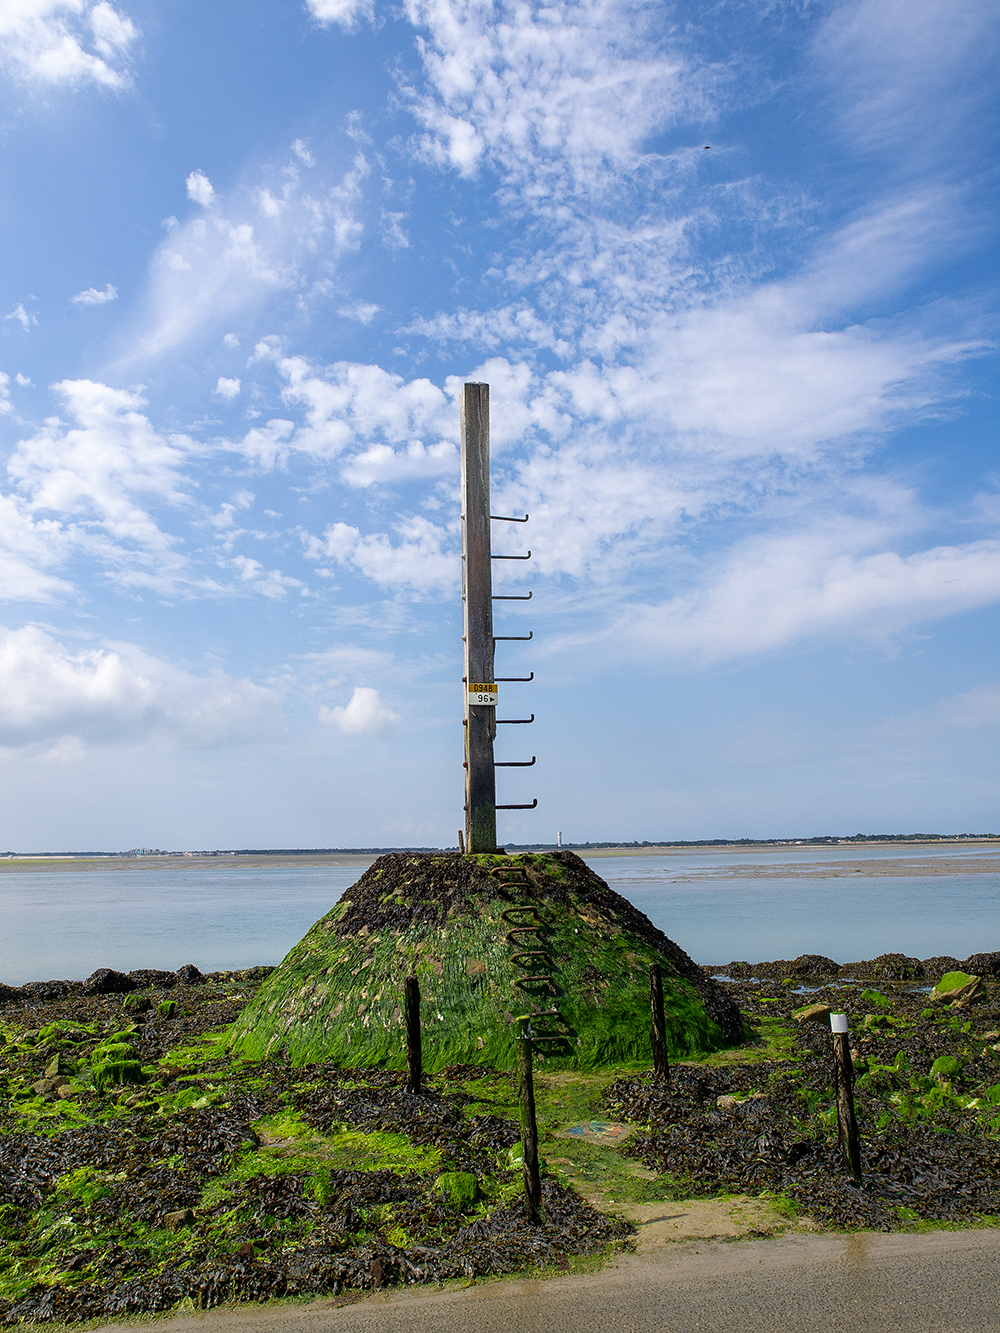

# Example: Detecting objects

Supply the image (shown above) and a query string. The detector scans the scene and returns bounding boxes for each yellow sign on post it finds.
[468,683,498,706]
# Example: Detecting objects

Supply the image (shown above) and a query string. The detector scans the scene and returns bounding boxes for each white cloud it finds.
[409,304,571,358]
[0,493,76,603]
[319,686,400,734]
[238,419,295,470]
[338,301,379,324]
[0,624,280,749]
[244,343,456,466]
[304,516,457,594]
[186,170,216,207]
[71,283,117,305]
[933,683,1000,732]
[380,209,409,250]
[228,555,305,600]
[214,376,241,400]
[305,0,374,32]
[222,333,240,349]
[617,533,1000,666]
[816,0,997,166]
[340,439,456,487]
[0,0,136,89]
[402,0,702,187]
[5,380,196,595]
[125,149,369,360]
[0,372,9,416]
[5,303,36,331]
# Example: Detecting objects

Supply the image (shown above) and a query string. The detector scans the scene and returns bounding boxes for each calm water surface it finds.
[0,845,997,984]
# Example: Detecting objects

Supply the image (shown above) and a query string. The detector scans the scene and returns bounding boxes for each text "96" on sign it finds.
[468,683,498,706]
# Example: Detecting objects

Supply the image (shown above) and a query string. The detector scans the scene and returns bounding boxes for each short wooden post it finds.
[830,1013,862,1184]
[649,963,670,1080]
[404,975,422,1095]
[515,1016,542,1223]
[457,830,465,854]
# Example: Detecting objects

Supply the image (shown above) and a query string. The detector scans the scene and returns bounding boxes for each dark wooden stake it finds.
[404,975,422,1095]
[649,963,670,1080]
[461,382,498,853]
[831,1015,862,1184]
[457,829,465,854]
[516,1017,542,1223]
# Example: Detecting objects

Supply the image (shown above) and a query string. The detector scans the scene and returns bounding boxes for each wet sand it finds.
[667,852,1000,880]
[0,853,379,873]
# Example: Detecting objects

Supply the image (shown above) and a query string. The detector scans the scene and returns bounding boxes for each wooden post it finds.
[404,975,422,1095]
[516,1016,542,1223]
[649,963,670,1080]
[461,382,498,854]
[830,1013,862,1184]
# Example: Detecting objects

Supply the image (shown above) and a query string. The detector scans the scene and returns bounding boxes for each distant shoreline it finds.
[1,839,998,874]
[1,833,997,864]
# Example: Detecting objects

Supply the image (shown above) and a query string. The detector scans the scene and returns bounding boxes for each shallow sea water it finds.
[0,845,997,985]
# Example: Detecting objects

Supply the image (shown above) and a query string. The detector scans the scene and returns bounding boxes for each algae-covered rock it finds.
[229,850,742,1070]
[434,1171,479,1209]
[157,1000,178,1019]
[792,1003,833,1027]
[93,1059,144,1090]
[931,972,984,1005]
[931,1055,961,1083]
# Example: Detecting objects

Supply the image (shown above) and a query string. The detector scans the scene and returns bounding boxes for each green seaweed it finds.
[229,852,729,1070]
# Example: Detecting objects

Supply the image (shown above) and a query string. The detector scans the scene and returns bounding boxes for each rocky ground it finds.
[2,956,1000,1323]
[0,968,630,1324]
[605,970,1000,1230]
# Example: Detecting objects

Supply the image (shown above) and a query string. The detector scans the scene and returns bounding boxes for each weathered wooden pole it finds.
[461,382,498,853]
[404,975,422,1095]
[830,1013,862,1184]
[649,963,670,1080]
[515,1016,542,1223]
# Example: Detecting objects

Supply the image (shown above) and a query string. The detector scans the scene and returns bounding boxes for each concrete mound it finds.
[229,850,743,1070]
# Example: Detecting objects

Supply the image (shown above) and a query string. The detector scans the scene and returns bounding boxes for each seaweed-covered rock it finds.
[230,851,743,1070]
[175,964,205,986]
[20,979,79,1001]
[793,1003,833,1026]
[434,1171,479,1209]
[921,956,961,980]
[931,972,984,1005]
[128,969,176,989]
[0,982,22,1006]
[714,955,840,981]
[963,953,1000,979]
[871,953,925,980]
[86,969,136,995]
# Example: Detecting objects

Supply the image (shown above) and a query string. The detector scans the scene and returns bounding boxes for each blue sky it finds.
[0,0,996,851]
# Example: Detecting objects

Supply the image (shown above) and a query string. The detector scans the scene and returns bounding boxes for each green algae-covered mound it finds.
[229,851,743,1071]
